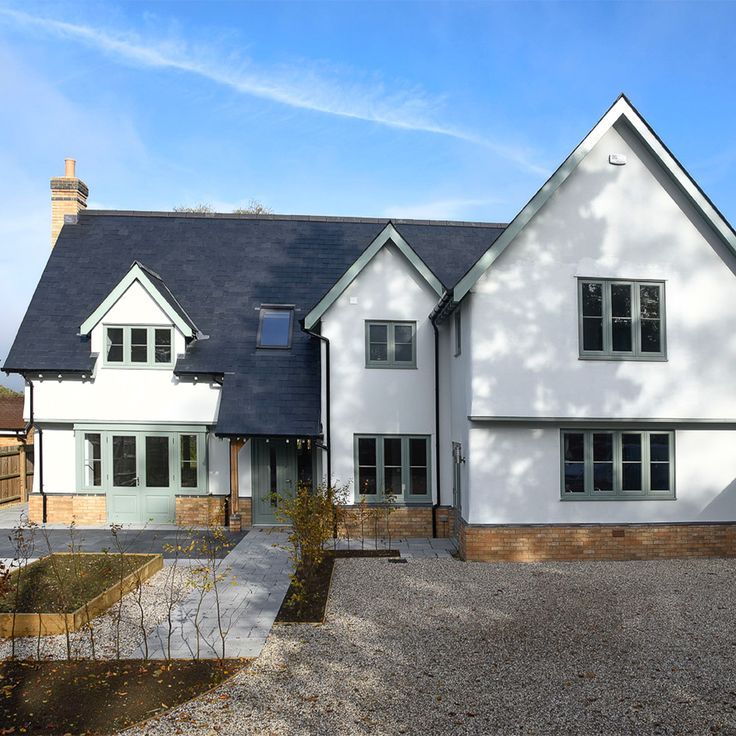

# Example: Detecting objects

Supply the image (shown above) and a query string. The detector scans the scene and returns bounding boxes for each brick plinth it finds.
[28,493,106,525]
[434,506,456,539]
[339,505,434,539]
[175,496,227,527]
[459,520,736,562]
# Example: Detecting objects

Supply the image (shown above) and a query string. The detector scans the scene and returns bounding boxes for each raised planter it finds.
[0,553,163,637]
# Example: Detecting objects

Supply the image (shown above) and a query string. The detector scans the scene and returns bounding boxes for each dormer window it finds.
[257,307,293,348]
[104,326,174,367]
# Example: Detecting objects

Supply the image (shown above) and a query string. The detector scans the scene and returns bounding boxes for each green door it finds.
[108,433,175,524]
[251,439,298,525]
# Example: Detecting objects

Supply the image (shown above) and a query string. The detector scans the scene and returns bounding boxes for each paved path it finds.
[332,536,456,558]
[136,528,292,660]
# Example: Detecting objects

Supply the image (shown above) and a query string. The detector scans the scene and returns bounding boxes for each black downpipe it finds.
[302,324,331,485]
[431,321,441,538]
[23,379,45,523]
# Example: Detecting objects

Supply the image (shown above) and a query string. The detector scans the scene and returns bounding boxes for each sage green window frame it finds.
[560,429,675,500]
[365,321,417,369]
[75,424,207,494]
[577,279,667,361]
[103,325,175,368]
[354,434,431,503]
[454,309,462,357]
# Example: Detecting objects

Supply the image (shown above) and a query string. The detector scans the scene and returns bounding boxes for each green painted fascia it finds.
[80,263,195,338]
[304,223,444,330]
[452,96,736,302]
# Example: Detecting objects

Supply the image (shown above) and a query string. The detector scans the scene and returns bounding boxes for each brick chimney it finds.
[50,158,88,247]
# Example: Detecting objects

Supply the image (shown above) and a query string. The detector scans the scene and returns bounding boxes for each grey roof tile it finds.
[3,212,505,435]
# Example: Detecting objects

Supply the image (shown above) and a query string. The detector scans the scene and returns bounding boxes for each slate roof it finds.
[3,211,505,436]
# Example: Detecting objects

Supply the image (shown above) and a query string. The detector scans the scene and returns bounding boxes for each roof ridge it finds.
[80,209,508,230]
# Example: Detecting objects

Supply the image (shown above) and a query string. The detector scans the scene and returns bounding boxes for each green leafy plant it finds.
[276,482,335,617]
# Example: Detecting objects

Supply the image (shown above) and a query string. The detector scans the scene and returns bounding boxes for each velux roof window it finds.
[257,306,294,348]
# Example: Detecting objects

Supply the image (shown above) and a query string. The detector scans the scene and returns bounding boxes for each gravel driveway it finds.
[123,557,736,735]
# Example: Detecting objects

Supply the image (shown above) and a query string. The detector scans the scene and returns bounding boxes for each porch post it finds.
[229,437,246,531]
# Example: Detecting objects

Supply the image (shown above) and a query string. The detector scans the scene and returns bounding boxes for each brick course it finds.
[28,493,106,524]
[339,505,434,539]
[458,519,736,562]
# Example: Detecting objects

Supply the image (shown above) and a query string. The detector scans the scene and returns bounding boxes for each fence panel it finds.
[0,445,34,505]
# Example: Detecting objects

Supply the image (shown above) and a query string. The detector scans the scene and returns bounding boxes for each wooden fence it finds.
[0,445,34,505]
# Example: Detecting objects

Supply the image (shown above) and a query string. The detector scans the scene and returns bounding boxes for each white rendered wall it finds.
[467,425,736,524]
[469,122,736,420]
[32,280,221,425]
[207,435,252,498]
[36,426,76,494]
[321,243,438,499]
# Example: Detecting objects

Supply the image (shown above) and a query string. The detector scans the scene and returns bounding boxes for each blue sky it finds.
[1,0,735,390]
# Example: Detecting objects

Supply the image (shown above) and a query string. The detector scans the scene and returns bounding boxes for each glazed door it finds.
[252,439,298,525]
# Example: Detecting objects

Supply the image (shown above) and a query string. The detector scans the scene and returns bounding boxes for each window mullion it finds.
[402,437,409,500]
[388,324,395,366]
[614,432,622,493]
[633,284,641,358]
[643,431,651,495]
[584,431,592,496]
[603,284,612,353]
[377,436,384,499]
[123,328,131,365]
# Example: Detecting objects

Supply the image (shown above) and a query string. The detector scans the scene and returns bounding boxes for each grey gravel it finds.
[0,562,189,660]
[121,556,736,735]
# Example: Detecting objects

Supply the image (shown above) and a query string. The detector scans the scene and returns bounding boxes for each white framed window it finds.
[355,434,430,502]
[104,326,174,367]
[578,279,666,360]
[365,321,417,368]
[561,429,675,500]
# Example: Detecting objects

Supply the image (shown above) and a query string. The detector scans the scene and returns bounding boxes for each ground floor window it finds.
[561,429,674,499]
[355,435,430,503]
[76,426,207,493]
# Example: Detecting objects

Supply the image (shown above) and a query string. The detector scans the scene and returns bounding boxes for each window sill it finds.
[578,354,667,363]
[103,364,176,370]
[560,495,676,502]
[364,364,418,370]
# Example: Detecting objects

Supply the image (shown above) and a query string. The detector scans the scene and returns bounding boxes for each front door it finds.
[251,439,298,525]
[108,433,175,524]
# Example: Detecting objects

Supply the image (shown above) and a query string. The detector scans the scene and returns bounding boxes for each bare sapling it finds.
[9,514,36,659]
[67,521,95,659]
[357,494,368,551]
[383,488,398,552]
[161,527,191,660]
[39,525,72,660]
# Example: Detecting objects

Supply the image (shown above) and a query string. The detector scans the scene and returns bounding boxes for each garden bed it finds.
[0,658,244,735]
[0,553,162,637]
[275,548,399,624]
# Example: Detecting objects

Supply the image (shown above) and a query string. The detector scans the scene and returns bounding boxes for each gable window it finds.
[104,326,174,367]
[355,435,430,502]
[561,429,674,500]
[365,321,416,368]
[454,309,462,357]
[578,280,665,360]
[257,307,293,348]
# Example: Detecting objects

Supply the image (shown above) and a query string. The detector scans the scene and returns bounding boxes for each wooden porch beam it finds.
[229,437,246,529]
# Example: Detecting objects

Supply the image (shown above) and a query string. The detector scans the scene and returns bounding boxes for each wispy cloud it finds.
[384,196,507,221]
[0,6,548,176]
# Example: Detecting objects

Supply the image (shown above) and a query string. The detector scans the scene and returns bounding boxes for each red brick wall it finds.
[459,519,736,562]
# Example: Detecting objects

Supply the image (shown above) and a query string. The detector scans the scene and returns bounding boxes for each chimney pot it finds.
[50,158,88,248]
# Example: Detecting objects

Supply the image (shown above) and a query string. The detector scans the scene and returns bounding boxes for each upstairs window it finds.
[579,279,665,360]
[365,321,416,368]
[104,326,174,367]
[257,307,293,348]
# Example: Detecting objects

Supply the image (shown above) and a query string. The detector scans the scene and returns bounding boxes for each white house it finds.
[4,95,736,561]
